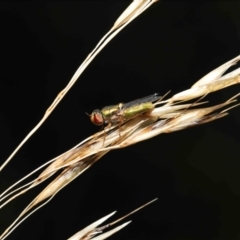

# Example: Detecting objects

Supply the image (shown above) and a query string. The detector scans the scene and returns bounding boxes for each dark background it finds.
[0,1,240,240]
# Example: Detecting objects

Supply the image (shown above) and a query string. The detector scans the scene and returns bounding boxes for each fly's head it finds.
[90,109,104,126]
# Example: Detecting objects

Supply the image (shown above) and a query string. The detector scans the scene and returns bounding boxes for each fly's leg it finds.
[117,103,124,139]
[102,125,106,146]
[102,123,111,146]
[118,116,123,139]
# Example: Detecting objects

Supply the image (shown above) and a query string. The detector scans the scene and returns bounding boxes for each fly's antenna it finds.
[85,112,91,116]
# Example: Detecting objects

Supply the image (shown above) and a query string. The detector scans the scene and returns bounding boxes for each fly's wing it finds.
[122,101,155,121]
[122,93,161,109]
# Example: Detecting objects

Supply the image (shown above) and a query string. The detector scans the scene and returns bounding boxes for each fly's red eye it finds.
[94,113,103,125]
[90,111,103,125]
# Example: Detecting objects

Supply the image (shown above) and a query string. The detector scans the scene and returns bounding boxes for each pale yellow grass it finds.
[0,1,239,240]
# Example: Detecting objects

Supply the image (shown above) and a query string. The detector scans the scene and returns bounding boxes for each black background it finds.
[0,1,240,240]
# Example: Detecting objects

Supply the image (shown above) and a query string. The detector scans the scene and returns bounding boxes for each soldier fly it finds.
[89,93,161,134]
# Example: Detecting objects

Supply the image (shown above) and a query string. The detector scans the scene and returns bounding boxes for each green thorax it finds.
[101,105,119,119]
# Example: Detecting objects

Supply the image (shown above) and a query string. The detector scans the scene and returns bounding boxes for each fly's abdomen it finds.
[122,102,154,121]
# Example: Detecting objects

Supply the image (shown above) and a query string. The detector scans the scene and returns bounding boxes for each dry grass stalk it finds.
[1,54,239,240]
[0,0,158,172]
[0,1,239,240]
[0,1,159,239]
[67,199,157,240]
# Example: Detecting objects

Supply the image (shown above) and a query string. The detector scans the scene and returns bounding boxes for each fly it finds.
[89,93,161,131]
